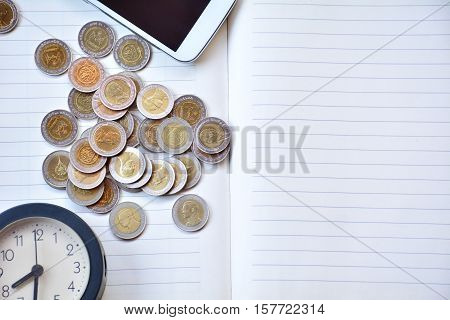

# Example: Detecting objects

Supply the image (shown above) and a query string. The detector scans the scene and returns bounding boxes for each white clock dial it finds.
[0,217,90,300]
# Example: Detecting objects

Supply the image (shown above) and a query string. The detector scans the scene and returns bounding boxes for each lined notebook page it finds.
[0,0,231,299]
[229,0,450,299]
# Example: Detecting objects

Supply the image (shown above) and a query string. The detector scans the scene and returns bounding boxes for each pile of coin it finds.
[39,21,231,238]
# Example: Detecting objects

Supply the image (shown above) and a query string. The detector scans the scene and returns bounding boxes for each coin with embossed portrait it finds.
[0,0,18,34]
[78,21,115,58]
[88,177,120,214]
[194,117,231,154]
[41,110,78,147]
[67,180,105,207]
[156,117,193,155]
[68,89,96,120]
[172,194,209,232]
[89,121,127,157]
[99,75,137,110]
[109,147,146,184]
[174,152,202,190]
[137,84,174,119]
[42,150,70,189]
[114,35,151,72]
[124,154,153,189]
[69,137,107,174]
[141,160,175,196]
[166,157,188,195]
[35,39,72,76]
[138,118,164,153]
[109,202,146,240]
[69,57,105,93]
[172,95,207,127]
[192,141,231,165]
[67,164,106,190]
[92,90,127,121]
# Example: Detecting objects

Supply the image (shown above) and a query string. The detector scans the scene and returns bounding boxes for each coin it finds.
[99,75,137,110]
[137,84,174,119]
[142,160,175,196]
[67,164,106,190]
[35,39,72,76]
[117,181,142,193]
[194,117,231,154]
[156,117,193,155]
[68,89,96,120]
[117,112,135,138]
[41,110,78,147]
[78,21,115,58]
[92,90,127,121]
[109,202,146,240]
[172,95,207,127]
[174,152,202,189]
[193,141,231,165]
[42,150,70,189]
[166,157,188,195]
[126,113,141,147]
[0,0,18,34]
[80,128,92,139]
[88,177,120,214]
[138,119,164,152]
[119,71,144,93]
[68,57,105,93]
[114,35,151,71]
[109,147,146,184]
[89,121,127,157]
[172,195,209,232]
[67,180,105,206]
[125,154,153,189]
[69,137,107,174]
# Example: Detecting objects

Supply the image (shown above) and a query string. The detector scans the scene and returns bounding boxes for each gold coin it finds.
[195,117,231,154]
[35,39,72,75]
[41,110,78,147]
[92,90,127,121]
[172,95,207,127]
[114,35,151,71]
[99,75,136,110]
[109,202,146,240]
[174,152,202,189]
[138,119,164,152]
[88,177,120,214]
[126,113,141,147]
[156,117,193,155]
[137,84,174,119]
[68,57,105,93]
[89,121,127,157]
[142,160,175,196]
[0,0,18,34]
[78,21,115,58]
[42,150,70,189]
[67,164,106,190]
[109,147,146,184]
[67,180,105,206]
[68,89,96,120]
[166,157,188,195]
[172,195,209,232]
[69,138,107,174]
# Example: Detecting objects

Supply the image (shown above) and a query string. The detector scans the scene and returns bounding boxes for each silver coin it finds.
[99,75,137,110]
[68,57,105,93]
[141,160,175,196]
[41,110,78,147]
[126,113,141,147]
[78,21,115,58]
[109,202,147,240]
[80,128,92,139]
[67,180,105,206]
[109,147,146,184]
[42,150,70,189]
[68,89,96,120]
[174,152,202,189]
[172,194,209,232]
[88,177,120,214]
[67,163,106,190]
[138,118,164,152]
[34,39,72,76]
[192,142,231,165]
[194,117,231,154]
[119,71,144,93]
[69,137,107,174]
[166,157,188,195]
[89,121,127,157]
[137,84,174,119]
[156,117,193,155]
[125,154,153,189]
[92,90,127,121]
[172,95,207,127]
[0,0,19,34]
[113,35,151,71]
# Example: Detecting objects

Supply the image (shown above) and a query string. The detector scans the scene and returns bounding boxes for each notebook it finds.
[1,0,450,300]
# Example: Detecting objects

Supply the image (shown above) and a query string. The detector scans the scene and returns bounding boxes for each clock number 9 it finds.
[0,267,3,278]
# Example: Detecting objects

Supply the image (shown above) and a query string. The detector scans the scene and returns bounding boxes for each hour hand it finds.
[11,265,44,289]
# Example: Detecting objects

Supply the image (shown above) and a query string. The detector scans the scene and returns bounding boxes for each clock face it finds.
[0,217,91,300]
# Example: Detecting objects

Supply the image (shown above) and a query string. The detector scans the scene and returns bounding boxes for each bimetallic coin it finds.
[166,157,188,195]
[89,121,127,157]
[0,0,18,34]
[42,150,70,189]
[193,141,231,165]
[125,154,153,189]
[109,147,146,184]
[99,75,136,110]
[68,89,96,120]
[41,110,78,147]
[138,119,164,152]
[172,95,207,127]
[109,202,146,240]
[172,195,209,232]
[78,21,115,58]
[35,39,72,76]
[114,35,151,71]
[92,90,127,121]
[69,137,107,174]
[156,117,193,155]
[117,112,135,138]
[194,117,231,154]
[67,164,106,190]
[137,84,174,119]
[142,160,175,196]
[88,177,120,214]
[67,180,105,206]
[80,128,92,139]
[117,181,142,193]
[119,71,144,93]
[68,57,105,93]
[174,152,202,190]
[127,113,141,147]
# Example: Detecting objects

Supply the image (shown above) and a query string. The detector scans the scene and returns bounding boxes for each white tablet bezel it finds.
[85,0,237,62]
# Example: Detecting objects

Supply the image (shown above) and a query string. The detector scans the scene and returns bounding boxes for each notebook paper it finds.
[0,0,230,299]
[229,0,450,299]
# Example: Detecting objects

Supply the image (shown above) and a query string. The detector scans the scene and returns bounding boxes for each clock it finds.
[0,203,106,300]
